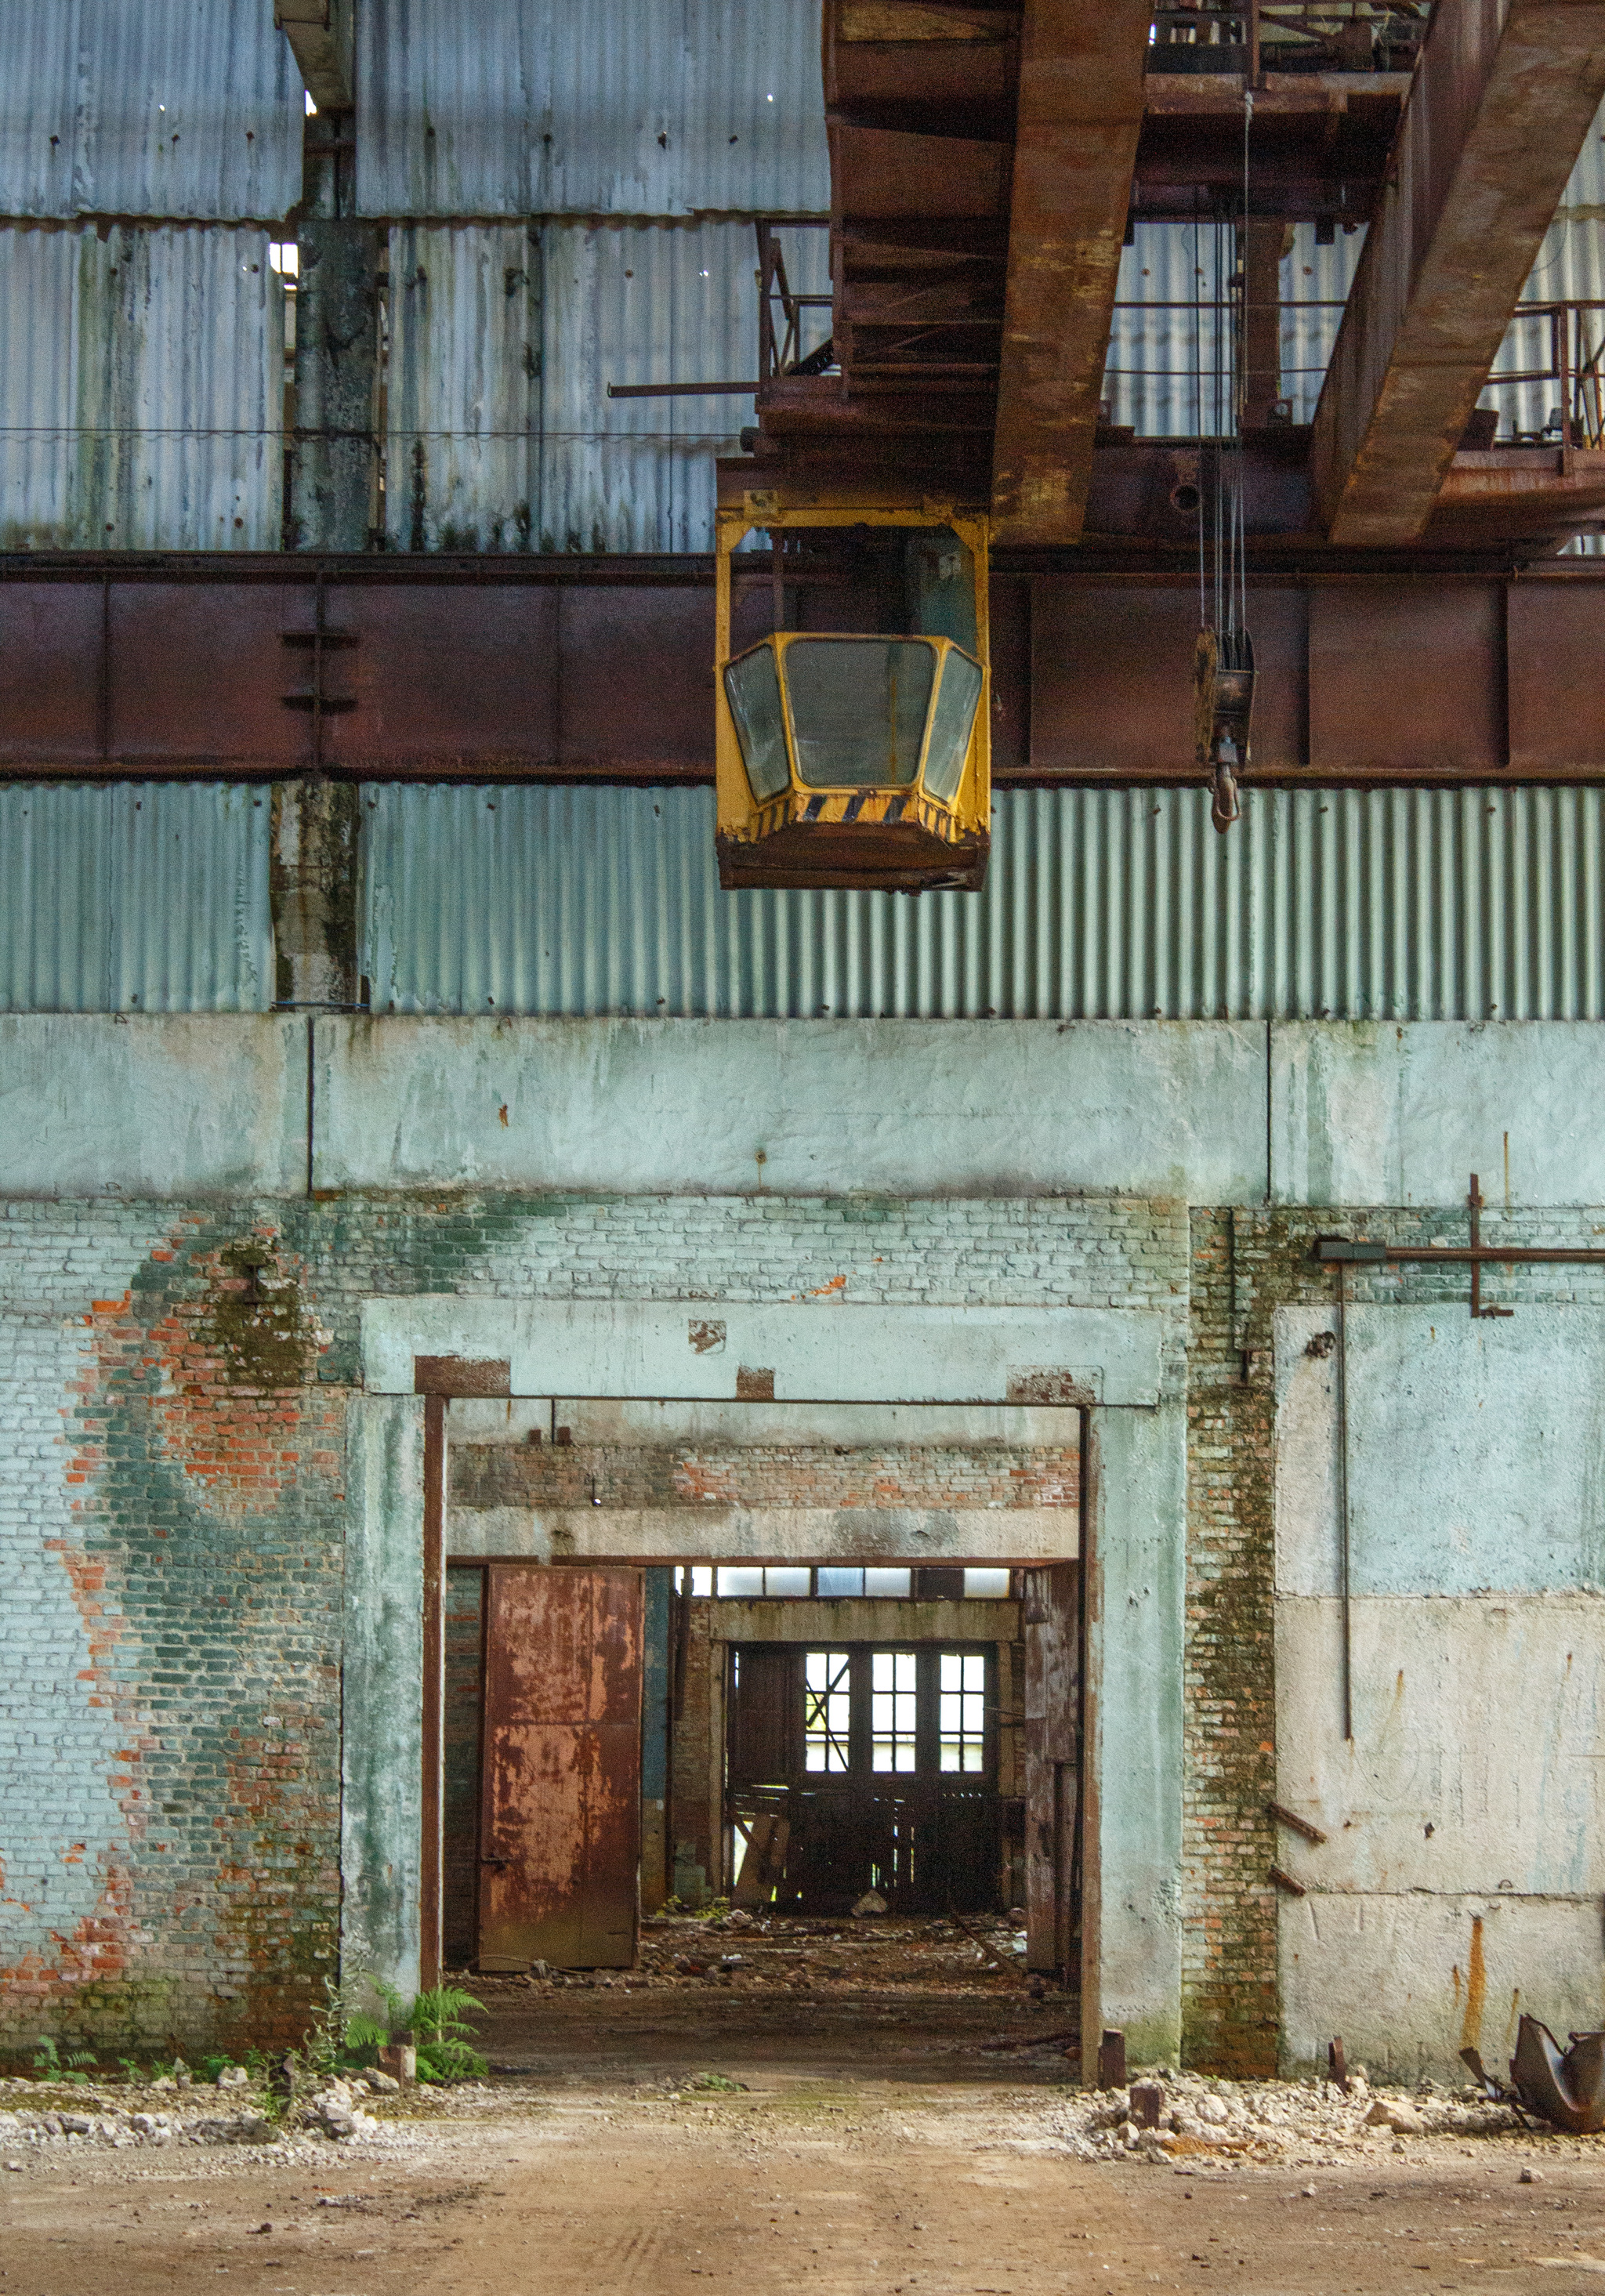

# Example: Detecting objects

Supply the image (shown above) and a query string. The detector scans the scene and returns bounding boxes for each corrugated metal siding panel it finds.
[385,226,542,550]
[0,0,301,219]
[1280,222,1366,425]
[0,225,284,550]
[1104,221,1230,436]
[538,220,826,553]
[357,0,830,219]
[0,784,273,1012]
[360,784,1605,1023]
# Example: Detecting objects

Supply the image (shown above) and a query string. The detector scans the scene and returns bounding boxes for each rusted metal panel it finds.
[1509,578,1605,770]
[1307,583,1505,773]
[356,0,829,219]
[1310,0,1605,545]
[0,781,271,1012]
[990,0,1152,544]
[480,1565,643,1972]
[1023,1561,1078,1980]
[11,560,1605,786]
[0,0,302,220]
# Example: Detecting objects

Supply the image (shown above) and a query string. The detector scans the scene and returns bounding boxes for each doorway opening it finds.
[440,1557,1079,1984]
[728,1640,1004,1915]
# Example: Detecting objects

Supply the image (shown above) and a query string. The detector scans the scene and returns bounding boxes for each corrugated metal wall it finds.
[0,785,273,1012]
[0,226,285,550]
[385,226,542,552]
[359,783,1605,1023]
[538,220,825,554]
[0,0,302,220]
[357,0,829,219]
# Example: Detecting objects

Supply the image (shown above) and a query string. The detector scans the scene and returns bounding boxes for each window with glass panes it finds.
[939,1651,987,1773]
[870,1651,918,1772]
[802,1650,852,1772]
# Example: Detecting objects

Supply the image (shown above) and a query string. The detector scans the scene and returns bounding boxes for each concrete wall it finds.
[3,1010,1603,2082]
[3,1012,1605,1206]
[1275,1303,1605,2082]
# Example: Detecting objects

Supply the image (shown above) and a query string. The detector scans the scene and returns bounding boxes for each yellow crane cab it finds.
[714,493,991,893]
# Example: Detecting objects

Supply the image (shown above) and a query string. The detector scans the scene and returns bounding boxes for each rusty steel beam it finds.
[8,553,1605,784]
[1312,0,1605,546]
[990,0,1154,545]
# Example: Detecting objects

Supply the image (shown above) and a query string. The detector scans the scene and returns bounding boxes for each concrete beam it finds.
[289,219,381,553]
[447,1502,1078,1563]
[1312,0,1605,545]
[362,1298,1167,1406]
[315,1016,1268,1204]
[991,0,1152,543]
[274,0,353,112]
[270,780,360,1009]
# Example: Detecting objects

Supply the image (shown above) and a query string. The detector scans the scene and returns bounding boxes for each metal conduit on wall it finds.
[360,783,1605,1024]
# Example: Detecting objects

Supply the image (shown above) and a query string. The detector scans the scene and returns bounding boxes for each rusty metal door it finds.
[1023,1563,1079,1979]
[478,1565,643,1971]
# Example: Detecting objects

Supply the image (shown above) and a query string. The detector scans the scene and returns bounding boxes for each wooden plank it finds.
[990,0,1153,543]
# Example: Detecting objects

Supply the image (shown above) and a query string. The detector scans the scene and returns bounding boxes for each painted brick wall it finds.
[1,1188,1184,2051]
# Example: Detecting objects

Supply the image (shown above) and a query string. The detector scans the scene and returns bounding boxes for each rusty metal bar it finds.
[1334,1262,1352,1743]
[420,1388,445,1994]
[1311,0,1605,544]
[991,0,1154,543]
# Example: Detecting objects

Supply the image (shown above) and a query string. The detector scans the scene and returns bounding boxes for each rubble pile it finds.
[0,2065,408,2157]
[1060,2069,1526,2167]
[494,1910,1038,1998]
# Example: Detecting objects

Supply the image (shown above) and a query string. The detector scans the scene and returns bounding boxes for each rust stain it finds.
[1459,1914,1487,2052]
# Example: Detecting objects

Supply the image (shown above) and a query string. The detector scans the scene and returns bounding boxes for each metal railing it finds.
[1489,302,1605,449]
[756,220,833,386]
[1147,0,1429,74]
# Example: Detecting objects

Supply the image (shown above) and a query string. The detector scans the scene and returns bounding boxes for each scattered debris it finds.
[1059,2067,1528,2166]
[1510,2018,1605,2135]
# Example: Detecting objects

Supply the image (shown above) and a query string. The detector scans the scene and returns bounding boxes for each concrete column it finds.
[341,1392,426,2007]
[1081,1400,1187,2070]
[289,216,381,552]
[270,779,360,1008]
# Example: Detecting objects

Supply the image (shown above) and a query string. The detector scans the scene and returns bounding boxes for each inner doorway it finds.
[727,1642,1002,1914]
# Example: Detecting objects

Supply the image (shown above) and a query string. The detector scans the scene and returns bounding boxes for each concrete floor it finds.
[4,1936,1603,2293]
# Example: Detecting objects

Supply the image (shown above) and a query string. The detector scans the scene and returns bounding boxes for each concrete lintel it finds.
[340,1392,426,2008]
[362,1298,1165,1406]
[314,1016,1267,1203]
[447,1503,1078,1564]
[446,1397,1084,1447]
[1081,1399,1187,2070]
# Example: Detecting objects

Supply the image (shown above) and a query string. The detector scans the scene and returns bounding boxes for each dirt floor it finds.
[6,1916,1605,2294]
